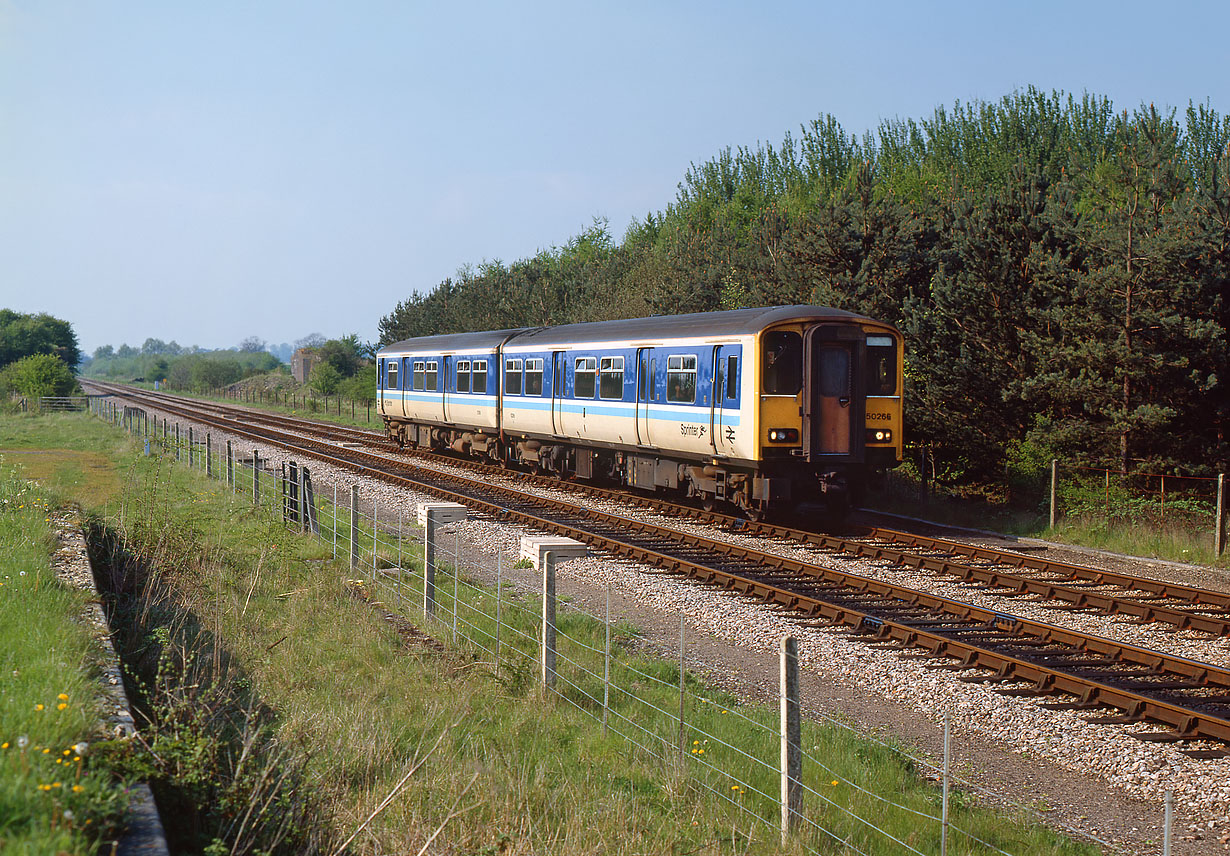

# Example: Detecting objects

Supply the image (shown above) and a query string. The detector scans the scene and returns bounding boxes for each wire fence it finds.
[89,397,1178,855]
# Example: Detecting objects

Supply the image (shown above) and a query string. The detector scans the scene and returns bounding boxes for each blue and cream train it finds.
[376,305,903,518]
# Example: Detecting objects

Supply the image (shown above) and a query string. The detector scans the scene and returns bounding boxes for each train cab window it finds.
[763,331,802,394]
[726,355,738,400]
[472,359,488,394]
[525,358,544,395]
[574,357,597,398]
[666,355,696,404]
[505,359,523,396]
[425,360,438,392]
[865,335,898,396]
[456,360,471,393]
[412,360,425,391]
[599,356,624,399]
[386,361,398,390]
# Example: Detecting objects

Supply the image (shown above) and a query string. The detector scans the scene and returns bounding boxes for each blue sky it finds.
[2,1,1227,355]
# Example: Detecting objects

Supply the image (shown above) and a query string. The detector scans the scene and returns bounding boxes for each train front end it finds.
[754,313,903,518]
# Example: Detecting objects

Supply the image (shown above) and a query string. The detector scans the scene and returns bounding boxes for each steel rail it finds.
[89,381,1230,636]
[88,381,1230,748]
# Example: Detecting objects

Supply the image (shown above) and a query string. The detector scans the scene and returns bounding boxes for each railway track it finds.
[86,381,1230,754]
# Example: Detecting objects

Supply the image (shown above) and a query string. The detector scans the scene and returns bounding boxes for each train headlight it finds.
[767,428,799,443]
[865,429,893,443]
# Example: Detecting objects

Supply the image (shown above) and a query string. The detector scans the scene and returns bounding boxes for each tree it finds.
[0,354,78,398]
[239,336,267,353]
[309,362,342,396]
[93,344,114,360]
[0,310,81,369]
[115,344,138,358]
[295,333,327,350]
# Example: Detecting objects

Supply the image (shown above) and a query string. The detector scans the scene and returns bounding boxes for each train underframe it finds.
[384,418,861,522]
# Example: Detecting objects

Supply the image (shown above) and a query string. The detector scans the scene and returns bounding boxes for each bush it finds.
[0,353,78,399]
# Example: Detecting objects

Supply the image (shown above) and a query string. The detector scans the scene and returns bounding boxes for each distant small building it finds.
[291,348,321,384]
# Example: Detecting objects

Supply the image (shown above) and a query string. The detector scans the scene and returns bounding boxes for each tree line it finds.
[0,310,80,399]
[380,88,1230,485]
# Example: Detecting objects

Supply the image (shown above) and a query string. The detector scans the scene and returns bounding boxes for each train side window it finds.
[413,360,425,391]
[666,355,696,403]
[525,358,544,395]
[763,332,801,394]
[505,358,523,396]
[599,356,624,399]
[456,360,470,394]
[650,358,657,401]
[473,359,488,394]
[574,357,596,398]
[726,355,738,399]
[426,360,438,392]
[386,361,398,390]
[865,336,897,396]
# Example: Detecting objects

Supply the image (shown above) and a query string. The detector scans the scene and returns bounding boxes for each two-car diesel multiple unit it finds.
[376,305,903,518]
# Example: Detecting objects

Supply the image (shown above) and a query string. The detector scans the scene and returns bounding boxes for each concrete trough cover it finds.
[418,502,468,528]
[337,442,364,448]
[521,535,587,569]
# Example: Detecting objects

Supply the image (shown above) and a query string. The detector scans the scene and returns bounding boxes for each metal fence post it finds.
[1049,458,1058,529]
[678,613,686,753]
[226,441,234,489]
[206,433,212,477]
[941,716,950,856]
[1216,473,1226,557]
[452,531,459,644]
[1164,789,1173,856]
[603,582,611,736]
[495,548,502,663]
[541,551,556,690]
[349,485,359,571]
[332,485,338,559]
[252,450,260,507]
[372,499,379,575]
[175,423,181,461]
[424,513,437,617]
[780,635,801,844]
[188,426,194,468]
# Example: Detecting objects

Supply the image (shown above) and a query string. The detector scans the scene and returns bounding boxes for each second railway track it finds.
[87,380,1230,755]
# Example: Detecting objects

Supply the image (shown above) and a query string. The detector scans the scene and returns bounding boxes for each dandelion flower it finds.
[72,785,83,793]
[1,742,7,749]
[34,703,43,711]
[57,703,67,710]
[17,736,28,750]
[57,694,68,701]
[73,742,88,756]
[831,780,839,786]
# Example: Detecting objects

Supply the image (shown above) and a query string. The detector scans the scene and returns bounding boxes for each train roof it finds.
[506,305,871,347]
[378,305,886,355]
[378,327,530,356]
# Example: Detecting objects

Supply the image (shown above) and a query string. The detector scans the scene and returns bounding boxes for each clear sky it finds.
[3,0,1228,355]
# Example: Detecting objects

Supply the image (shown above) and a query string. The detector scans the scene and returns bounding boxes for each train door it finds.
[709,345,735,456]
[634,347,653,446]
[551,351,566,434]
[802,327,864,460]
[441,356,450,422]
[399,357,410,418]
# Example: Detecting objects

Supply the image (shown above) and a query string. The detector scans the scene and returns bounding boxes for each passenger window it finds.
[413,360,425,391]
[426,360,438,392]
[865,336,897,396]
[666,355,696,404]
[473,359,488,394]
[456,360,470,393]
[525,358,544,396]
[726,355,738,399]
[599,356,624,399]
[574,357,596,398]
[386,362,398,390]
[763,332,802,394]
[505,358,523,396]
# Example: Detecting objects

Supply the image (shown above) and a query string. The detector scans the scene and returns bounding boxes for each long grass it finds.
[0,459,129,852]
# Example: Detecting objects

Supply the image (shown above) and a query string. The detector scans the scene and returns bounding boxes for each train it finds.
[375,305,903,520]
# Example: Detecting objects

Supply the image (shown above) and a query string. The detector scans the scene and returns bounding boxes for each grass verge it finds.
[45,408,1101,855]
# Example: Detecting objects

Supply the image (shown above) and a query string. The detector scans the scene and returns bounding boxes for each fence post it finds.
[188,426,194,468]
[495,548,502,663]
[397,510,402,570]
[226,441,234,489]
[206,433,212,477]
[175,423,181,461]
[1164,789,1173,856]
[678,613,686,753]
[332,485,338,559]
[252,450,260,507]
[1049,459,1058,529]
[424,512,437,617]
[541,551,556,690]
[780,635,801,844]
[452,531,460,644]
[1216,474,1226,557]
[603,582,611,736]
[349,485,359,571]
[372,499,379,576]
[941,716,950,856]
